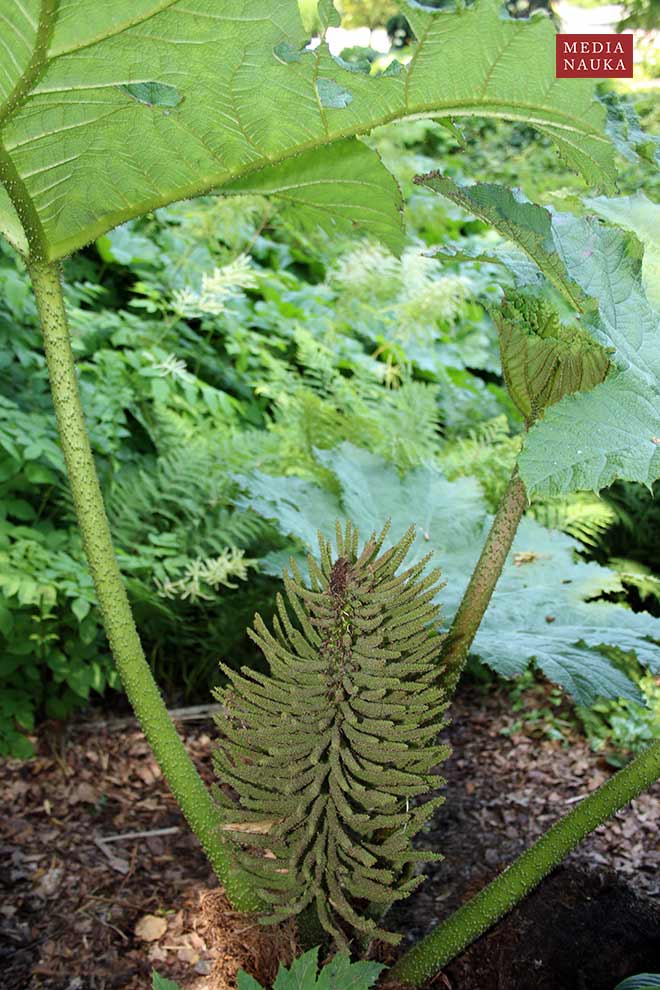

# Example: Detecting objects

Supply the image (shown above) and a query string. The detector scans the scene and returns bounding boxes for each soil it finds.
[437,866,660,990]
[388,688,660,989]
[1,684,658,990]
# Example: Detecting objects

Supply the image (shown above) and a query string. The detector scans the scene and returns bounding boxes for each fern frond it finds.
[213,523,449,948]
[530,493,617,548]
[106,437,272,554]
[440,415,520,508]
[609,559,660,604]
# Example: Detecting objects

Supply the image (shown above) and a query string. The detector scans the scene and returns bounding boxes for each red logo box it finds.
[556,34,633,78]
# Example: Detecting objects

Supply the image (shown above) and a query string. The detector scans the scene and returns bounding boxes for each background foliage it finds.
[0,23,658,757]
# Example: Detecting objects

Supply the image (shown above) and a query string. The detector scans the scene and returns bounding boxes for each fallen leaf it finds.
[220,820,279,835]
[35,866,63,898]
[135,914,168,942]
[69,783,97,805]
[177,946,199,964]
[136,764,161,785]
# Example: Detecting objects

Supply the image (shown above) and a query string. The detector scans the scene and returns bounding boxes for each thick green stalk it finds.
[389,738,660,986]
[29,259,259,912]
[441,467,527,693]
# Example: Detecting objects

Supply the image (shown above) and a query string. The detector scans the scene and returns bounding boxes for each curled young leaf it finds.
[494,291,612,423]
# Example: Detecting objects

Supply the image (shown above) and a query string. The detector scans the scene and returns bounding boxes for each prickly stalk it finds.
[389,738,660,985]
[441,467,528,693]
[29,259,259,912]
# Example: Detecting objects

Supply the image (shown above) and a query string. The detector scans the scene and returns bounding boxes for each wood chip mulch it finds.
[1,685,658,990]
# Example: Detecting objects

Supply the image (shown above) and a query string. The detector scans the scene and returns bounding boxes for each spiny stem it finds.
[441,466,527,694]
[29,259,260,912]
[389,738,660,986]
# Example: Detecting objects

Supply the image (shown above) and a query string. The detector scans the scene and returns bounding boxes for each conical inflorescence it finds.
[212,522,450,947]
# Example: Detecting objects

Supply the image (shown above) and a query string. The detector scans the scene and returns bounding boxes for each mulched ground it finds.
[1,684,658,990]
[389,688,660,989]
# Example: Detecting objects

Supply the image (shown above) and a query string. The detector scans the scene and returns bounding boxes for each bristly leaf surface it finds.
[523,206,659,495]
[0,0,618,261]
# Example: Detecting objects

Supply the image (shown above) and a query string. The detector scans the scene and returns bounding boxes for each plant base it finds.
[194,889,299,990]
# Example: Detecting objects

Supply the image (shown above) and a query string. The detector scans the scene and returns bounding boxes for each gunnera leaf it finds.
[0,0,620,262]
[213,521,450,948]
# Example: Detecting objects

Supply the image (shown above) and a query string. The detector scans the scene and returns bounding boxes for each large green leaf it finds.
[520,211,660,494]
[0,0,617,261]
[222,139,405,253]
[419,176,660,495]
[152,972,182,990]
[584,193,660,311]
[419,175,592,313]
[237,444,659,705]
[0,185,26,255]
